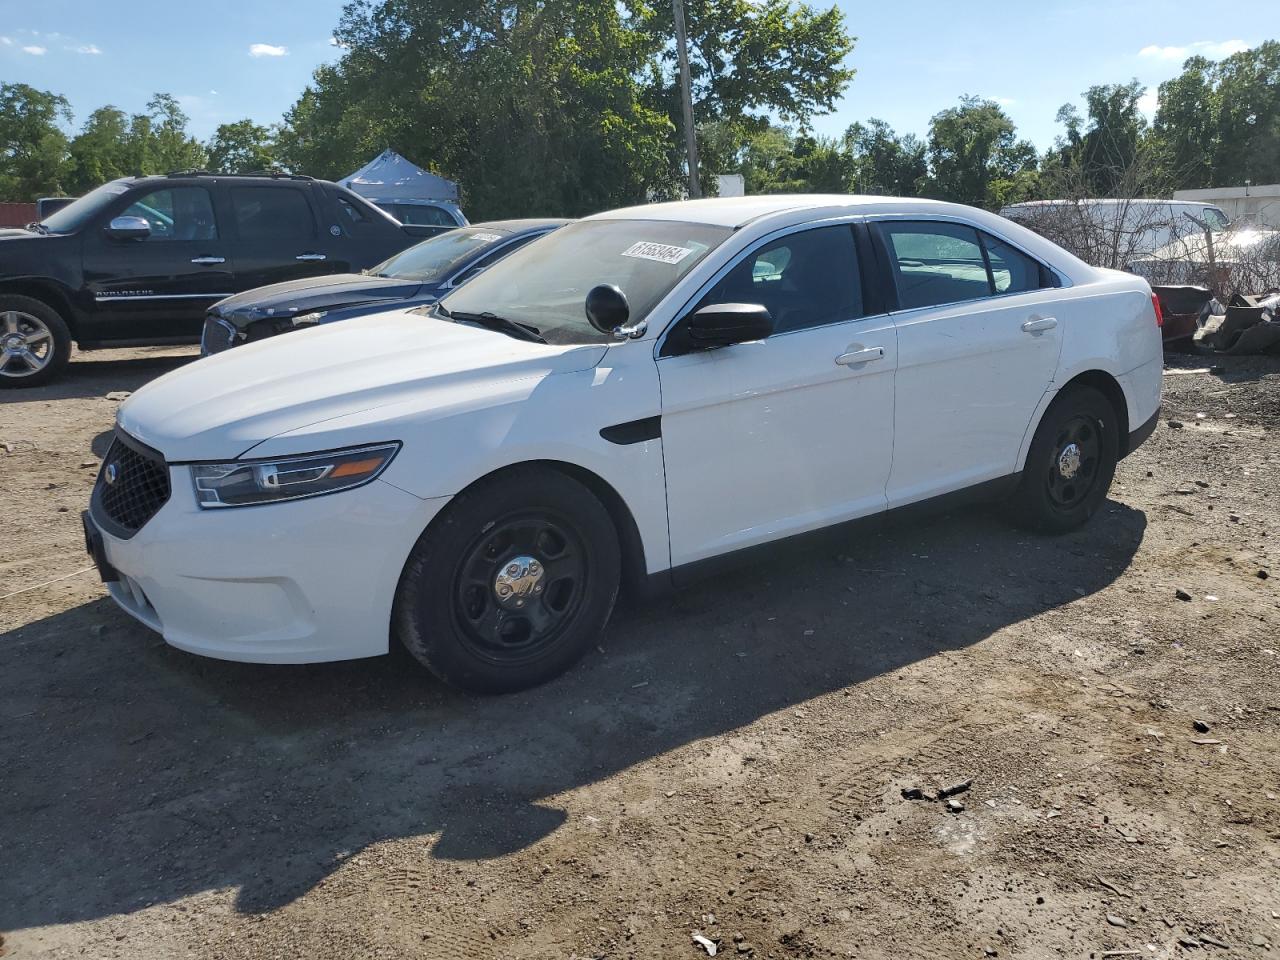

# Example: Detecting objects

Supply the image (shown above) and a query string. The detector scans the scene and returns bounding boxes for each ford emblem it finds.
[104,463,118,485]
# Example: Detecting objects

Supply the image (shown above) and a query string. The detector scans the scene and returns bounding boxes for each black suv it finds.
[0,172,438,387]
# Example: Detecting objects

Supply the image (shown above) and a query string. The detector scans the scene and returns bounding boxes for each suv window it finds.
[389,203,456,227]
[699,225,862,335]
[122,187,217,242]
[231,186,315,241]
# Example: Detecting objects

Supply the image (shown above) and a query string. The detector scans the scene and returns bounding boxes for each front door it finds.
[658,224,897,567]
[872,219,1063,507]
[81,184,234,342]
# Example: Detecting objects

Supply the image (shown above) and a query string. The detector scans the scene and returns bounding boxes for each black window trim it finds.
[656,216,886,359]
[868,214,1069,314]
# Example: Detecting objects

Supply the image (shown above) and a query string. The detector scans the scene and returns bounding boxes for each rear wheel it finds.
[394,468,621,693]
[0,295,72,388]
[1010,385,1119,533]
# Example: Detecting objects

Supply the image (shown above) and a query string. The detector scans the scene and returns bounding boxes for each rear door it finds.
[80,184,234,342]
[225,183,337,291]
[872,219,1063,507]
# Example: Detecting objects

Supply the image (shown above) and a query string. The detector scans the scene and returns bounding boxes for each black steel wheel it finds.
[452,514,588,666]
[1010,385,1119,533]
[394,468,621,693]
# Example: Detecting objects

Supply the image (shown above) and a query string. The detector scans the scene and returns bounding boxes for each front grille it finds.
[96,434,171,537]
[201,315,236,355]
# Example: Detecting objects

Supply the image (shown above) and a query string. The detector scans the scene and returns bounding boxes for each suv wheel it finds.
[394,468,621,693]
[1010,385,1119,533]
[0,295,72,388]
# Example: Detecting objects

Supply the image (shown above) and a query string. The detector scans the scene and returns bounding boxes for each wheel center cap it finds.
[1,333,23,351]
[1058,443,1082,479]
[493,555,544,609]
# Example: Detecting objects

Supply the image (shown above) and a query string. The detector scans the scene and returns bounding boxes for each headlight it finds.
[191,443,400,508]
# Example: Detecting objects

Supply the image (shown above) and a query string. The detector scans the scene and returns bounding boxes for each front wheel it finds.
[393,468,621,694]
[0,295,72,388]
[1009,385,1119,533]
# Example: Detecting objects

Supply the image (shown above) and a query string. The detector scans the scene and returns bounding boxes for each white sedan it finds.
[84,195,1163,693]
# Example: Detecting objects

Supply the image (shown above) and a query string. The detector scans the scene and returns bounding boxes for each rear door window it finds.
[877,222,991,309]
[230,186,315,241]
[981,234,1043,294]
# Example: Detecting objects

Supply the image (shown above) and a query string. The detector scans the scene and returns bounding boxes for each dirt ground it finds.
[2,344,1278,960]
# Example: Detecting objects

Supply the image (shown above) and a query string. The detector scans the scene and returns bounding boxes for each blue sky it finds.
[0,0,1271,156]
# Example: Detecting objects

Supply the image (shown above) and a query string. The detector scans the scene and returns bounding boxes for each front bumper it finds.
[90,469,447,663]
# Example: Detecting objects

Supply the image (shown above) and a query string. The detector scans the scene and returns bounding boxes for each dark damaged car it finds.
[201,219,570,355]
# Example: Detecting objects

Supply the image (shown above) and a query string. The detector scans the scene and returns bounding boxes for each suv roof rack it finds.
[162,170,315,181]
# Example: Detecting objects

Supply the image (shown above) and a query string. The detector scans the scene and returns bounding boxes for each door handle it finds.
[1021,317,1058,333]
[190,256,225,265]
[295,253,327,261]
[834,345,885,366]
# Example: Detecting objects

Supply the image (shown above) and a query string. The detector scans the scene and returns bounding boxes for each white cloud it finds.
[0,36,13,46]
[992,97,1017,107]
[1138,89,1160,117]
[75,43,102,54]
[249,42,288,57]
[1138,39,1251,62]
[22,44,45,55]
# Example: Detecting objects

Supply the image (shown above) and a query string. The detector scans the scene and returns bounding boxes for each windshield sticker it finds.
[470,232,503,242]
[621,241,694,265]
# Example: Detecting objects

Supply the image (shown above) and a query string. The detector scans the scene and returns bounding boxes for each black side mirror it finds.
[686,303,774,348]
[105,216,152,241]
[585,284,629,334]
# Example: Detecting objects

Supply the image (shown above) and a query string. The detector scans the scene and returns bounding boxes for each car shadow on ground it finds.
[0,500,1147,929]
[2,348,198,403]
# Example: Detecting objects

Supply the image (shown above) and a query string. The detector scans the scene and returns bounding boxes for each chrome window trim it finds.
[94,292,234,302]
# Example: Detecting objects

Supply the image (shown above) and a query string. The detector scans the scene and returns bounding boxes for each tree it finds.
[66,106,133,192]
[143,94,205,173]
[1154,41,1280,190]
[921,96,1037,209]
[635,0,855,191]
[206,120,278,174]
[843,118,926,195]
[0,83,71,199]
[276,0,856,215]
[1049,81,1150,196]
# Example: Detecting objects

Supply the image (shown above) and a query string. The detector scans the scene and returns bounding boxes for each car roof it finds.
[587,194,989,229]
[470,218,574,234]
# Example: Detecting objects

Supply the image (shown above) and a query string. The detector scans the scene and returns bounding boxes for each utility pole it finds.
[671,0,701,198]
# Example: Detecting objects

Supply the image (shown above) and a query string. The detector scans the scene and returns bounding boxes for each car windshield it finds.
[39,180,132,234]
[437,218,733,344]
[371,227,511,281]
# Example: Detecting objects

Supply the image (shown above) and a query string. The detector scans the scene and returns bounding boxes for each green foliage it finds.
[843,119,926,196]
[1154,41,1280,189]
[205,120,279,174]
[921,96,1038,209]
[0,83,72,199]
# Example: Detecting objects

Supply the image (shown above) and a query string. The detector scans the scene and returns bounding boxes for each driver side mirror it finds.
[105,216,151,242]
[685,303,774,348]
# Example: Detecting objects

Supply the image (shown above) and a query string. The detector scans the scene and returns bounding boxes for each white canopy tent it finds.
[340,150,459,205]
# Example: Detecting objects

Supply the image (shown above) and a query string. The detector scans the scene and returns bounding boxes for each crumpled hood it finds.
[209,273,428,330]
[118,310,607,461]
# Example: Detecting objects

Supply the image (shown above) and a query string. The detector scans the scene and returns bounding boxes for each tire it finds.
[393,467,621,694]
[0,295,72,388]
[1009,385,1120,534]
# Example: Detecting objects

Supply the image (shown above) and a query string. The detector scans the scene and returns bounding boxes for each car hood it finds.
[210,273,431,330]
[118,309,608,461]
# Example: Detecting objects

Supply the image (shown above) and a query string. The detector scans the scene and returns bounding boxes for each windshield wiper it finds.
[440,306,546,344]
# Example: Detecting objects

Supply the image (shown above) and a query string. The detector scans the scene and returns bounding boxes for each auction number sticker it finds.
[470,232,503,242]
[621,241,694,264]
